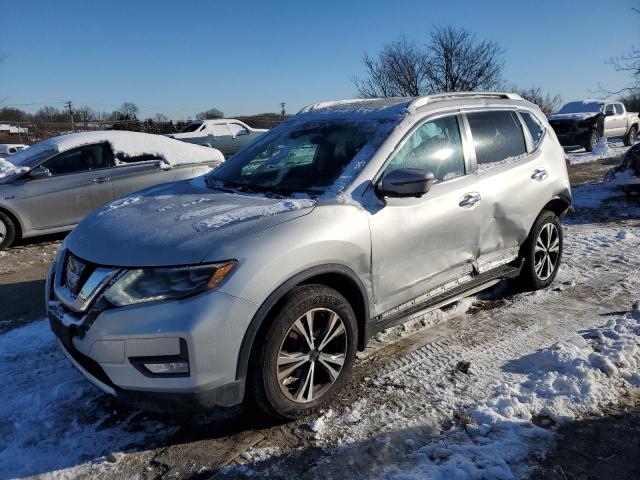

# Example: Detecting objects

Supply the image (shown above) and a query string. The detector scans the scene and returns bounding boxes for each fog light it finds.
[143,362,189,375]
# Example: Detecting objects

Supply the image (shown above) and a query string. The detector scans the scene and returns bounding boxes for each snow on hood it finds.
[0,157,29,179]
[6,131,224,172]
[67,177,316,266]
[548,112,600,121]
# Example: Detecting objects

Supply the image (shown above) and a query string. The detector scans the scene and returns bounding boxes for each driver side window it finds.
[44,143,113,176]
[385,115,465,182]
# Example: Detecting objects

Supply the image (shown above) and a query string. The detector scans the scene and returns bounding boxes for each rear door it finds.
[24,143,114,229]
[227,122,253,152]
[209,123,233,156]
[464,109,548,271]
[110,153,176,200]
[368,113,482,314]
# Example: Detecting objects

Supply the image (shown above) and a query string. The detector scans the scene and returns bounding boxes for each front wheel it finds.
[518,211,563,290]
[624,125,638,147]
[0,211,16,250]
[585,130,599,152]
[249,285,357,420]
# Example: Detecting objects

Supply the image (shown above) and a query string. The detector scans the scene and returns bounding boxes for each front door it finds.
[24,143,114,229]
[367,114,481,315]
[210,123,234,156]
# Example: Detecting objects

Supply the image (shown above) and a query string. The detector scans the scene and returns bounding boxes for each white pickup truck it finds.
[166,119,267,157]
[547,100,639,151]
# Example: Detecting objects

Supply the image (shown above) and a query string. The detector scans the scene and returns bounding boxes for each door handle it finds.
[91,177,110,184]
[531,168,548,181]
[459,192,481,208]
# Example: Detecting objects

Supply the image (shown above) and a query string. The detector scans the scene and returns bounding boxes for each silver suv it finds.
[47,93,571,419]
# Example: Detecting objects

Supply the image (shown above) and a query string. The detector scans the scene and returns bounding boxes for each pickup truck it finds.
[166,119,267,157]
[547,100,639,151]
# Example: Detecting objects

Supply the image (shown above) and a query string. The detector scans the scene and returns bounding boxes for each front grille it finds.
[549,121,575,134]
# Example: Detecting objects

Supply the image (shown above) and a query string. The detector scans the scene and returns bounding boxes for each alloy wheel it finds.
[276,308,347,403]
[534,223,560,280]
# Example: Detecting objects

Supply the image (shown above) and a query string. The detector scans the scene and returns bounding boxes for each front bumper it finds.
[46,255,259,412]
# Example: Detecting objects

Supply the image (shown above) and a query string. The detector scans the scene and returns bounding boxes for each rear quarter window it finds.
[520,112,545,148]
[467,110,527,170]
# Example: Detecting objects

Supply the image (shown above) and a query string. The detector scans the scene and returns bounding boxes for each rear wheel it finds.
[624,125,638,147]
[518,211,563,290]
[585,130,599,152]
[0,211,16,250]
[249,285,357,420]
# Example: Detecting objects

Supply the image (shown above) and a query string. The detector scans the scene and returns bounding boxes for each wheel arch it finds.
[542,192,572,219]
[235,264,371,382]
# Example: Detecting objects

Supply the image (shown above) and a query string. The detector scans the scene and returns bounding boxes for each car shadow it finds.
[0,278,46,330]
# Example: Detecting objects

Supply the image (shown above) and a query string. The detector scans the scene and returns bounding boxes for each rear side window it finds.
[211,124,230,136]
[467,111,527,168]
[615,104,624,115]
[520,112,545,148]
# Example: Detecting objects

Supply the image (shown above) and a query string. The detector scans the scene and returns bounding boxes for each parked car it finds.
[166,119,267,156]
[0,143,28,157]
[548,100,639,151]
[47,93,571,418]
[0,131,223,249]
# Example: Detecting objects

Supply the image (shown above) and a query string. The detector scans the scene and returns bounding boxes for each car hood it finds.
[548,112,600,122]
[67,177,317,267]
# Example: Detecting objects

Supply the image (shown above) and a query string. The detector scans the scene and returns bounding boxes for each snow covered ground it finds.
[566,137,632,165]
[1,175,640,479]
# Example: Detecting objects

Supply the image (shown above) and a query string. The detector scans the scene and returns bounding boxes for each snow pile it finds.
[0,157,29,179]
[382,310,640,480]
[0,319,175,478]
[568,138,630,165]
[193,198,315,232]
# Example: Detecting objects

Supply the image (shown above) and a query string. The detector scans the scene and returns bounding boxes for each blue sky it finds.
[1,0,638,119]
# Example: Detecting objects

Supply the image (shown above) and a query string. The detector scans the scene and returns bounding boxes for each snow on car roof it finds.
[6,130,223,171]
[299,97,412,119]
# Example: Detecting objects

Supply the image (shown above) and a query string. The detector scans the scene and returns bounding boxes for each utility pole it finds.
[65,100,76,132]
[280,102,286,120]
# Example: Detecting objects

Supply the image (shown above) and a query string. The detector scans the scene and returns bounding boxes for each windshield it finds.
[558,101,603,114]
[207,121,378,195]
[6,145,57,168]
[182,122,205,133]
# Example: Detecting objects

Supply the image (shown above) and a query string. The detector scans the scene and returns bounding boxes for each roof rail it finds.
[408,92,523,112]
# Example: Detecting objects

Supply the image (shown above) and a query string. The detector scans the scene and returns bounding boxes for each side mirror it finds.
[236,129,249,136]
[29,166,52,179]
[377,168,435,198]
[605,110,615,116]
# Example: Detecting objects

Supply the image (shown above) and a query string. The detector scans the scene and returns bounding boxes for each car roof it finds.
[298,92,532,121]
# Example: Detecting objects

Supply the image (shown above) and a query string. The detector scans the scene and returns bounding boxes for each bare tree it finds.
[424,26,504,93]
[196,108,224,120]
[512,86,562,115]
[353,37,428,98]
[598,6,639,96]
[75,106,97,122]
[118,102,139,118]
[352,27,504,98]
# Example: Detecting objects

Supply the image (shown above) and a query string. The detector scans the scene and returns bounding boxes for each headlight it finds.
[104,260,237,307]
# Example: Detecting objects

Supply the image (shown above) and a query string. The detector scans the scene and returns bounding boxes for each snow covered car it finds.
[548,100,639,152]
[166,119,267,156]
[0,131,223,249]
[47,93,571,418]
[605,142,640,196]
[0,143,28,158]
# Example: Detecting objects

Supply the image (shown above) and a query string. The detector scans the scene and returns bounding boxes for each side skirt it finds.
[370,259,523,335]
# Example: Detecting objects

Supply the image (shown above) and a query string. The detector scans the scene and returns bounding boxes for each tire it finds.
[249,285,358,420]
[624,125,638,147]
[0,211,16,250]
[585,130,599,152]
[518,211,563,290]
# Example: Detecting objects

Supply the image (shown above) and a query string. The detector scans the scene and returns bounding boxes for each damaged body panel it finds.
[47,93,572,415]
[548,100,639,151]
